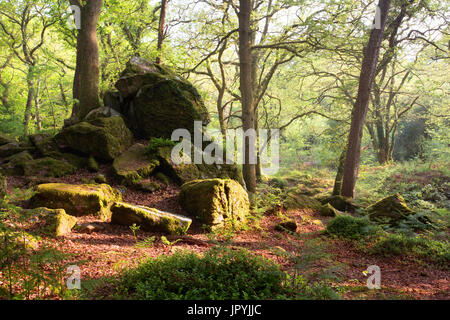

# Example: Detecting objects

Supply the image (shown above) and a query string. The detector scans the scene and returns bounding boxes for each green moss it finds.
[322,195,359,212]
[179,179,249,230]
[88,156,99,172]
[1,151,33,175]
[367,193,415,226]
[113,144,159,184]
[31,207,78,237]
[56,116,133,161]
[155,172,170,185]
[22,157,77,178]
[111,202,191,235]
[283,191,323,211]
[29,183,122,221]
[29,133,59,156]
[326,215,376,239]
[318,203,342,217]
[0,133,14,146]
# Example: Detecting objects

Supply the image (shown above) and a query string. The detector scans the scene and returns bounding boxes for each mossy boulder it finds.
[275,220,297,232]
[318,203,343,217]
[322,195,359,213]
[0,142,28,158]
[87,156,99,172]
[45,152,88,169]
[111,202,191,235]
[0,133,14,146]
[153,146,244,186]
[56,116,133,161]
[115,57,210,139]
[84,106,121,121]
[29,133,59,156]
[22,157,77,178]
[29,183,122,221]
[367,193,415,226]
[179,179,249,230]
[283,190,322,211]
[113,143,159,184]
[30,207,78,237]
[0,151,33,175]
[136,180,161,193]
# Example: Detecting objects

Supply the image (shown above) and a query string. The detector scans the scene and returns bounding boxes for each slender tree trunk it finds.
[341,0,391,198]
[24,78,35,136]
[332,149,346,196]
[239,0,257,199]
[69,0,102,123]
[156,0,167,65]
[35,79,42,131]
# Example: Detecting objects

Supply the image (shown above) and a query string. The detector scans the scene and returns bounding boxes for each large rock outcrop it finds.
[29,183,122,221]
[179,179,249,230]
[56,116,133,161]
[113,57,210,139]
[153,146,244,186]
[111,202,192,235]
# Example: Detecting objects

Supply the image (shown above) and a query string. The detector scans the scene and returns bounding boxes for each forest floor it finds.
[5,164,450,300]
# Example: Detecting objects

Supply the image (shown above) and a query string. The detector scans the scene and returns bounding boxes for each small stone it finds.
[275,220,297,232]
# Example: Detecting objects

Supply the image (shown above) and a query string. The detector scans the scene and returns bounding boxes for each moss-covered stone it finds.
[22,157,77,178]
[153,146,244,186]
[0,231,39,250]
[0,142,28,158]
[179,179,249,230]
[0,151,33,175]
[0,133,14,146]
[55,116,133,161]
[275,220,297,232]
[318,203,342,217]
[322,195,360,213]
[111,202,191,235]
[94,174,107,184]
[367,193,415,226]
[30,207,78,237]
[283,191,323,211]
[88,156,99,172]
[115,57,209,139]
[113,143,159,184]
[29,133,59,156]
[29,183,122,221]
[45,152,88,169]
[136,180,161,193]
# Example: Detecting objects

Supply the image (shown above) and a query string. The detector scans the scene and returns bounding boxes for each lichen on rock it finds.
[111,202,191,235]
[30,207,78,237]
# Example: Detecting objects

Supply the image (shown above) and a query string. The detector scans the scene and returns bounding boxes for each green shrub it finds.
[371,234,450,265]
[119,247,287,300]
[326,215,377,239]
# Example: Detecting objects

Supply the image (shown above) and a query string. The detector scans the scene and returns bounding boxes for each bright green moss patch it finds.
[326,215,377,239]
[29,183,122,221]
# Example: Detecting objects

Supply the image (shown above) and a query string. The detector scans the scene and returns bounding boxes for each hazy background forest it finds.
[0,0,449,301]
[0,0,448,168]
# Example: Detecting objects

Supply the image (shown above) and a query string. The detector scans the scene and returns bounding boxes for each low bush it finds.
[370,234,450,266]
[118,247,287,300]
[325,215,377,239]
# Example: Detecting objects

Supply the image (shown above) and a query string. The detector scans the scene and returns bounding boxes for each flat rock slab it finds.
[113,143,159,184]
[111,202,192,235]
[29,183,123,221]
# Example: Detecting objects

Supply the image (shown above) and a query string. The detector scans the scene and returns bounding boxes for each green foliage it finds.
[370,234,450,267]
[118,247,287,300]
[325,215,377,240]
[0,190,73,299]
[146,138,177,154]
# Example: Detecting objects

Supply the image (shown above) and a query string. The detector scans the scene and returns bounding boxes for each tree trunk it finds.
[24,78,35,136]
[69,0,102,123]
[35,79,42,131]
[238,0,257,199]
[156,0,167,65]
[341,0,391,198]
[332,149,346,196]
